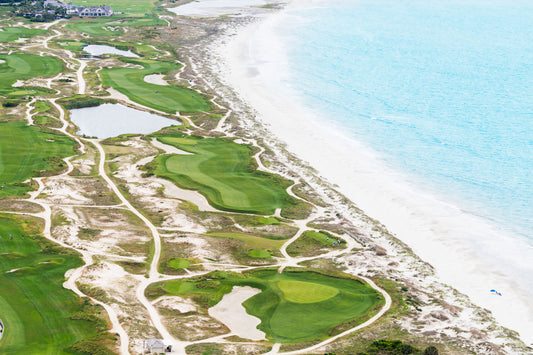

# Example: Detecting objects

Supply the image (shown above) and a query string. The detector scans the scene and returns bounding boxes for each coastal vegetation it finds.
[99,58,210,113]
[147,269,383,343]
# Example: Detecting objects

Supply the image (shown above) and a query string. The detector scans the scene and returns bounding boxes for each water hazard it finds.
[70,104,177,139]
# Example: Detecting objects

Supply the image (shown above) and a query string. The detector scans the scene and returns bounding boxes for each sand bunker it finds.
[144,74,169,86]
[208,286,265,341]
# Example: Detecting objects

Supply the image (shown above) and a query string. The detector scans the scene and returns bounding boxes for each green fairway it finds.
[70,0,156,14]
[0,53,63,96]
[0,214,105,354]
[0,122,77,197]
[100,58,210,113]
[147,269,383,343]
[147,134,301,214]
[0,27,46,42]
[65,16,166,36]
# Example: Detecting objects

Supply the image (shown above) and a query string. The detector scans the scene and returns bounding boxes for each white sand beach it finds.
[211,0,533,345]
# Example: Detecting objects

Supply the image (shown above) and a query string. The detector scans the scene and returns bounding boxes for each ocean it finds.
[223,0,533,342]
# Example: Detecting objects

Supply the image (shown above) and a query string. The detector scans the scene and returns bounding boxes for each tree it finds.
[424,346,439,355]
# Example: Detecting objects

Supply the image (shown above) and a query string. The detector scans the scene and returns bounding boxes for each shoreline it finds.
[207,0,533,346]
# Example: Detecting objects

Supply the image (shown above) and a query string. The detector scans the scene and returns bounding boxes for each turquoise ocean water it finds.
[279,0,532,240]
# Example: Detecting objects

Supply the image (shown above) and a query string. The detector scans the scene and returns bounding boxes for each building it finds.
[44,0,113,17]
[143,338,170,353]
[78,5,112,17]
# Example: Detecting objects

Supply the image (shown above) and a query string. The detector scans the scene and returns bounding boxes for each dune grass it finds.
[146,269,383,343]
[100,58,210,113]
[287,230,346,257]
[146,134,301,214]
[206,232,286,250]
[0,27,46,42]
[0,53,63,96]
[0,122,77,198]
[0,214,107,354]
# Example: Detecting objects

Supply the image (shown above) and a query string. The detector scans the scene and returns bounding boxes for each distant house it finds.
[44,0,113,17]
[143,338,171,353]
[78,5,112,17]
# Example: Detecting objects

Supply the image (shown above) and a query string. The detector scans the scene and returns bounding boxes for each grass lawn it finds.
[287,230,346,257]
[146,269,383,343]
[146,134,301,214]
[65,15,166,36]
[0,214,107,354]
[100,58,210,113]
[0,122,77,198]
[0,27,46,42]
[0,53,63,96]
[70,0,157,15]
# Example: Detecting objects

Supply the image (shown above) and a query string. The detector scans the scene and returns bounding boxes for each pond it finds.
[70,104,178,139]
[83,44,139,58]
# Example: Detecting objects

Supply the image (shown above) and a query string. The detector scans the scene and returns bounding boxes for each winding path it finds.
[1,18,394,355]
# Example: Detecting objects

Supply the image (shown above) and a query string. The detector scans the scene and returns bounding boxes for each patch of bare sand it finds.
[144,74,169,86]
[153,296,197,313]
[208,286,265,341]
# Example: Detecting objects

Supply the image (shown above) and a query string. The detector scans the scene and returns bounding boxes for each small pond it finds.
[70,104,178,139]
[83,44,139,58]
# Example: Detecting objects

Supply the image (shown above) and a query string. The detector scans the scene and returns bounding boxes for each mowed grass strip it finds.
[0,27,46,42]
[147,134,299,214]
[70,0,156,14]
[0,215,103,354]
[147,269,383,343]
[65,16,166,36]
[0,53,63,96]
[0,122,77,197]
[100,58,210,113]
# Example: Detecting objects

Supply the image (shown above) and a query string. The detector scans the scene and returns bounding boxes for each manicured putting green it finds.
[149,134,298,214]
[0,53,63,96]
[100,58,210,113]
[0,27,46,42]
[0,215,100,354]
[147,269,383,343]
[0,122,77,197]
[278,280,339,303]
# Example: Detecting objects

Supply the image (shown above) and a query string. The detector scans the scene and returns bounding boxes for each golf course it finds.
[0,53,63,96]
[0,215,106,354]
[147,269,383,343]
[147,134,302,214]
[0,27,46,43]
[0,122,77,198]
[99,58,210,113]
